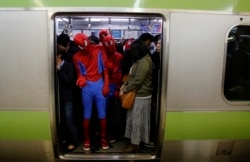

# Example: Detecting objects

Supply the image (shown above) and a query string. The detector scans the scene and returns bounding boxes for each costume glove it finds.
[76,75,86,88]
[102,86,109,97]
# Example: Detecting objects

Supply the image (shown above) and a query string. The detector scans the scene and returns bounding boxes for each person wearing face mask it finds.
[145,35,161,148]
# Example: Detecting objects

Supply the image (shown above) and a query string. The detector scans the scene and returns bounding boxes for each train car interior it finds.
[54,13,163,160]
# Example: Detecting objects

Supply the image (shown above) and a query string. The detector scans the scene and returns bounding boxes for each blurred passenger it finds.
[56,44,78,152]
[57,33,71,61]
[57,33,70,50]
[121,38,135,83]
[88,35,100,45]
[119,39,153,153]
[116,37,126,55]
[57,32,81,139]
[68,40,79,59]
[151,35,161,99]
[57,32,79,62]
[145,35,161,148]
[149,34,160,54]
[139,32,154,49]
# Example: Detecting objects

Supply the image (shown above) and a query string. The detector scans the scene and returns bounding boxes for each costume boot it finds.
[100,118,109,150]
[82,119,90,151]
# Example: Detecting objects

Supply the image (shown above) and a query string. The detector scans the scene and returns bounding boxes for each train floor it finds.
[68,137,155,153]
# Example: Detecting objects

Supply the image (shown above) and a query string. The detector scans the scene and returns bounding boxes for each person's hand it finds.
[56,56,62,70]
[119,90,124,97]
[102,86,109,96]
[120,85,124,91]
[76,75,86,88]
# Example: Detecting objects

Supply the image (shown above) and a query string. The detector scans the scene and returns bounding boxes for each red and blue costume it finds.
[99,29,109,44]
[102,35,124,141]
[72,33,109,151]
[103,35,123,97]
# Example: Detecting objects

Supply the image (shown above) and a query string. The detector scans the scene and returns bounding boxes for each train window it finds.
[224,25,250,101]
[54,13,163,160]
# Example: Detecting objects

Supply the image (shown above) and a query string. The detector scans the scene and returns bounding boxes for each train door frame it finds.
[50,8,169,161]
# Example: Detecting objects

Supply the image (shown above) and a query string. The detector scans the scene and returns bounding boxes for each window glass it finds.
[224,25,250,101]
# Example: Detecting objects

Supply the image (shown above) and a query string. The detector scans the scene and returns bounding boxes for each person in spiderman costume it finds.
[99,29,109,45]
[72,33,110,151]
[102,35,124,142]
[103,35,123,97]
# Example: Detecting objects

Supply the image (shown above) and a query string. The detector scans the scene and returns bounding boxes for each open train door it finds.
[51,10,167,161]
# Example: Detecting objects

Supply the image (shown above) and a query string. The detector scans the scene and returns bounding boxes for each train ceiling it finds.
[56,16,162,31]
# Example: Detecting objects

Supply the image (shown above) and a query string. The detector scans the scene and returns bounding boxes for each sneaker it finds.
[102,144,109,150]
[101,139,109,150]
[83,142,90,151]
[109,136,117,143]
[64,144,77,153]
[144,142,155,148]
